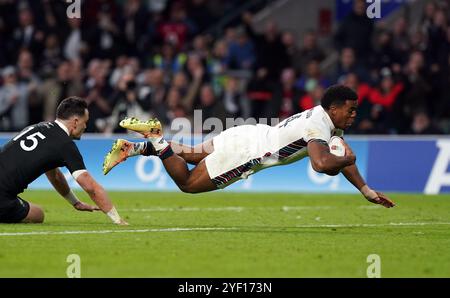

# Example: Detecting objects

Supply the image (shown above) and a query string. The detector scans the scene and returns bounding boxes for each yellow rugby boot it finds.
[119,117,162,138]
[103,139,135,175]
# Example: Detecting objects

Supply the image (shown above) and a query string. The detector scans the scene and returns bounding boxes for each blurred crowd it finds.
[0,0,449,135]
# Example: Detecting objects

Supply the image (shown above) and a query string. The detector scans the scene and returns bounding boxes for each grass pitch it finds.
[0,191,449,277]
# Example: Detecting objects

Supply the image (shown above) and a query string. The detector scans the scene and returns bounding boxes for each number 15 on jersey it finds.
[13,126,46,152]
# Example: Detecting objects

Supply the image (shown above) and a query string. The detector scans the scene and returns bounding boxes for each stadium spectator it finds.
[0,1,17,66]
[296,60,330,92]
[120,0,149,58]
[63,18,83,61]
[172,71,189,96]
[242,12,289,80]
[226,28,255,71]
[433,26,450,121]
[341,72,372,134]
[357,68,402,134]
[182,53,207,111]
[298,84,325,112]
[165,86,188,124]
[272,68,303,120]
[420,1,438,35]
[281,30,303,75]
[82,0,120,28]
[15,49,40,125]
[198,84,226,133]
[147,0,169,14]
[425,7,449,115]
[391,17,411,67]
[426,9,448,65]
[16,49,38,83]
[40,0,69,35]
[191,34,211,61]
[151,42,187,78]
[208,39,229,94]
[224,26,237,45]
[407,110,443,135]
[0,66,29,131]
[221,76,244,119]
[295,30,326,76]
[186,0,214,33]
[334,0,374,64]
[409,29,428,52]
[395,51,432,133]
[143,68,168,122]
[342,73,371,106]
[84,59,115,132]
[368,68,404,111]
[10,6,45,63]
[156,1,197,51]
[246,67,273,120]
[332,47,370,84]
[40,33,63,78]
[40,60,83,122]
[107,69,151,133]
[83,6,122,61]
[369,29,398,76]
[109,55,132,88]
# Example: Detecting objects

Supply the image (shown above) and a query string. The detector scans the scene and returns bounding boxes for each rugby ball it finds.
[329,136,345,157]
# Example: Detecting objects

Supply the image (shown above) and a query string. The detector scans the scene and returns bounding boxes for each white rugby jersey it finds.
[243,105,344,177]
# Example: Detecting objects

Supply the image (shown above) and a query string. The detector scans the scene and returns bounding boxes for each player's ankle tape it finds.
[158,146,173,160]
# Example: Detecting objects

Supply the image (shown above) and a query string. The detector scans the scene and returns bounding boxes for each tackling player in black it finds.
[0,96,127,224]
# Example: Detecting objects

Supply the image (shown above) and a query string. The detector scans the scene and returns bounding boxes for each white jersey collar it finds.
[55,119,70,136]
[317,105,335,130]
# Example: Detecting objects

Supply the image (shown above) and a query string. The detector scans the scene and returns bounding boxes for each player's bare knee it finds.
[35,208,45,223]
[30,210,45,223]
[23,204,45,223]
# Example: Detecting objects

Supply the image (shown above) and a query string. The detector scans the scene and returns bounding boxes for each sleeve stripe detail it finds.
[308,139,329,146]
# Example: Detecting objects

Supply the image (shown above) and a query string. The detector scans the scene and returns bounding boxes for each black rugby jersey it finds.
[0,121,86,196]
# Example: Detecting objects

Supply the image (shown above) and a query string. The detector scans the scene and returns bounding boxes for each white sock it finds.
[148,136,169,152]
[128,142,147,157]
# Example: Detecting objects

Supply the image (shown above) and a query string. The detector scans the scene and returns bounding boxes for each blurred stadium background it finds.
[0,0,450,277]
[1,0,450,135]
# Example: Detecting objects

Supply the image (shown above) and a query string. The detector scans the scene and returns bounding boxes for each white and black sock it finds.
[128,142,147,157]
[148,136,170,153]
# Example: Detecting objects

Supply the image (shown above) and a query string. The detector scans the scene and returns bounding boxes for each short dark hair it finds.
[321,85,358,110]
[56,96,88,120]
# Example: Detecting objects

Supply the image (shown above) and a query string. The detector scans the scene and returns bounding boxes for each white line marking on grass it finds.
[295,222,450,228]
[125,207,245,212]
[3,222,449,237]
[124,206,334,212]
[0,227,236,237]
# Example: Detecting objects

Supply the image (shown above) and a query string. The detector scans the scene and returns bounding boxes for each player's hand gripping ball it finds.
[329,136,345,157]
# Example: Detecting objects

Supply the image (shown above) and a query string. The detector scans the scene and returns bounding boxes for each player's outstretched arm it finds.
[307,139,356,175]
[45,168,100,212]
[341,164,396,208]
[75,171,128,225]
